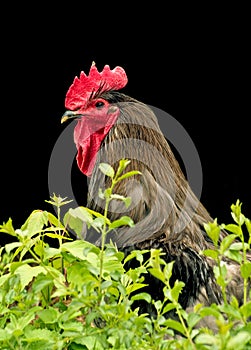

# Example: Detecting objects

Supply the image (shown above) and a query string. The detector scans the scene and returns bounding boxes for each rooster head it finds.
[61,62,128,176]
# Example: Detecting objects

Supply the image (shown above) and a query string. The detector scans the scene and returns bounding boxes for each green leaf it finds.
[240,301,251,319]
[45,193,73,207]
[0,218,16,236]
[37,307,59,324]
[100,280,113,290]
[230,295,239,308]
[214,264,228,286]
[24,327,58,342]
[73,336,104,350]
[3,312,38,337]
[117,170,142,182]
[231,212,246,226]
[21,210,48,237]
[193,303,203,313]
[162,302,176,315]
[164,319,186,335]
[187,312,202,329]
[123,249,148,265]
[125,282,147,295]
[110,194,127,201]
[62,240,99,260]
[229,242,249,250]
[148,268,166,284]
[241,262,251,279]
[0,273,10,287]
[123,197,132,208]
[224,224,243,236]
[109,216,135,230]
[34,240,45,258]
[47,212,65,228]
[245,218,251,236]
[64,213,85,237]
[163,260,175,281]
[18,308,41,328]
[43,245,61,260]
[131,292,152,304]
[153,300,163,312]
[103,256,124,275]
[227,331,251,349]
[195,333,218,345]
[64,207,94,236]
[68,207,93,224]
[231,200,246,226]
[199,305,221,318]
[110,194,132,209]
[99,162,115,177]
[0,328,11,341]
[220,234,238,253]
[103,188,112,198]
[4,241,22,254]
[224,249,242,263]
[66,262,98,288]
[171,280,185,300]
[203,219,221,246]
[202,249,219,260]
[98,188,105,199]
[44,232,71,240]
[60,320,84,334]
[84,207,111,221]
[219,303,242,319]
[32,274,54,294]
[116,159,131,176]
[92,217,106,231]
[14,264,47,290]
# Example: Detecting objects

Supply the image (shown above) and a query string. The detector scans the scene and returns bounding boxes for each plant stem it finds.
[165,279,196,350]
[56,204,65,276]
[176,308,197,350]
[98,179,116,294]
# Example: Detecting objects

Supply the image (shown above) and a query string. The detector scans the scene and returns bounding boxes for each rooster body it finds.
[62,63,249,322]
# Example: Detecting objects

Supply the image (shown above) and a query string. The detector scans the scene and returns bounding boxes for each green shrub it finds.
[0,159,250,349]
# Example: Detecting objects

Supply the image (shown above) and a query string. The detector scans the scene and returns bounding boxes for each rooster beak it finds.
[61,111,83,124]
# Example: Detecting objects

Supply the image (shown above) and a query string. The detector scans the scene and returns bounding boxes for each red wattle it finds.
[74,113,118,177]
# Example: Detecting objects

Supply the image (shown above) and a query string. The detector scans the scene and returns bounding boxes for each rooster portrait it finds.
[61,62,250,324]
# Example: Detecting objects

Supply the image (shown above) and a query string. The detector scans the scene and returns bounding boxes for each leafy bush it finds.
[0,160,250,349]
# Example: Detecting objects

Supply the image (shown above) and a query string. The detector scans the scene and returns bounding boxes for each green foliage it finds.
[0,160,250,349]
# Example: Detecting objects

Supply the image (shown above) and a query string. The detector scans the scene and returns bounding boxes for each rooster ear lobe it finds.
[108,106,119,114]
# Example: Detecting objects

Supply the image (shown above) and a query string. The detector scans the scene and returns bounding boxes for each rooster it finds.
[61,62,249,323]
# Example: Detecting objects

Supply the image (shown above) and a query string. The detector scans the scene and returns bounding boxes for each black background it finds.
[0,6,250,242]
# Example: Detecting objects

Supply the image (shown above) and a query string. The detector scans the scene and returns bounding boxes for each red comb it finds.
[65,62,128,110]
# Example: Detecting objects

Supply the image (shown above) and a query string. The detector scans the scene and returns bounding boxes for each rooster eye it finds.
[95,101,105,109]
